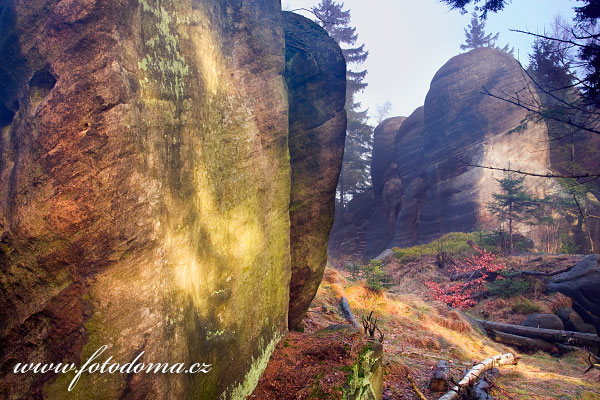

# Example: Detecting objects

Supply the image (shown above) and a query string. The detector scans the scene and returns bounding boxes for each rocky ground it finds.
[254,255,600,399]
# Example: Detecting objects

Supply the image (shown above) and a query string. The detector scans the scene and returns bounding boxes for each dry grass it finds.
[433,310,472,333]
[546,292,573,312]
[306,265,600,400]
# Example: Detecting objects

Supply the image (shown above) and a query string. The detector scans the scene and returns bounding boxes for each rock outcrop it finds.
[549,255,600,333]
[0,2,345,398]
[284,12,346,329]
[365,117,406,258]
[556,307,597,334]
[339,48,554,259]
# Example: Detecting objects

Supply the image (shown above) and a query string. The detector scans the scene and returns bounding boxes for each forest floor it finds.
[253,254,600,399]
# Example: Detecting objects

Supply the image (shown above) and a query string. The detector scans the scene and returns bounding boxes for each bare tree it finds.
[373,100,393,124]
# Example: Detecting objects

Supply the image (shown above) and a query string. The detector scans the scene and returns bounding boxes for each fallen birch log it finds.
[477,319,600,348]
[439,353,518,400]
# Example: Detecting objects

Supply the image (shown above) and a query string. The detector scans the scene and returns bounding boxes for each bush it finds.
[392,232,498,263]
[560,234,580,254]
[511,298,541,314]
[486,270,530,298]
[426,250,506,308]
[363,260,385,292]
[346,261,362,279]
[481,229,532,255]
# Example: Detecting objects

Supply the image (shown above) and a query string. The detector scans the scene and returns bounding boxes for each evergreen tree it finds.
[486,171,537,254]
[460,11,513,53]
[528,36,574,95]
[311,0,373,215]
[443,0,600,107]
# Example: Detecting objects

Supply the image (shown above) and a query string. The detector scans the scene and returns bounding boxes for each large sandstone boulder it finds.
[417,47,552,244]
[0,2,345,398]
[556,307,597,334]
[549,255,600,332]
[283,11,346,329]
[357,48,554,255]
[520,313,564,331]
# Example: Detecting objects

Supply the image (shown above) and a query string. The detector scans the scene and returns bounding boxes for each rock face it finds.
[283,12,346,329]
[348,48,554,259]
[0,2,344,399]
[365,117,406,257]
[549,255,600,333]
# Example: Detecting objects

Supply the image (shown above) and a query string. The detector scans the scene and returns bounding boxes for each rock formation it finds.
[0,2,345,398]
[333,48,554,259]
[549,255,600,333]
[284,12,346,329]
[365,117,405,258]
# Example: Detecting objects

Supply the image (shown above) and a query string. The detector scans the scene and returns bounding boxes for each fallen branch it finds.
[408,375,427,400]
[339,297,361,330]
[439,353,518,400]
[477,319,600,348]
[450,265,573,281]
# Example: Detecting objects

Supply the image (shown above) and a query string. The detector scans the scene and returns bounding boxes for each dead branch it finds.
[461,161,600,179]
[439,353,518,400]
[408,375,428,400]
[473,368,500,400]
[481,85,600,137]
[574,194,600,220]
[361,311,384,343]
[584,352,600,373]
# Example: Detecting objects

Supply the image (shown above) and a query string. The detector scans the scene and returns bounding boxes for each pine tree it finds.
[311,0,373,216]
[460,11,513,54]
[528,37,573,94]
[486,171,537,254]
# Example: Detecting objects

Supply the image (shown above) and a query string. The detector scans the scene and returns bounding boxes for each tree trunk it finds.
[477,319,600,348]
[439,353,518,400]
[429,360,451,392]
[509,203,513,255]
[339,166,345,222]
[490,331,559,353]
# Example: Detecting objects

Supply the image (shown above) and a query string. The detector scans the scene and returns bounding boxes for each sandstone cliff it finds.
[284,12,346,329]
[0,2,345,399]
[332,48,554,259]
[365,117,405,257]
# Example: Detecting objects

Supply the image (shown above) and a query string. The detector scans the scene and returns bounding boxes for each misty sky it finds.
[283,0,577,124]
